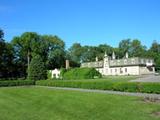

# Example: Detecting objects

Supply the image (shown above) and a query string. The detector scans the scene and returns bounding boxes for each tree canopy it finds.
[0,28,160,79]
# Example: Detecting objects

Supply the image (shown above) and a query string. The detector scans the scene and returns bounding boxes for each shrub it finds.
[36,80,160,94]
[27,55,47,80]
[0,80,35,87]
[47,70,52,79]
[62,68,102,80]
[60,68,66,79]
[140,83,160,94]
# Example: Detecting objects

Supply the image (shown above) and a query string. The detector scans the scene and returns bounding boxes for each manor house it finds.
[81,52,155,75]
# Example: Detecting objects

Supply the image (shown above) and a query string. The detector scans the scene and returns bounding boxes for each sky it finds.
[0,0,160,49]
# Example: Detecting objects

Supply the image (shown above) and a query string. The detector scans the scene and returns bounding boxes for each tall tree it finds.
[150,40,160,53]
[148,41,160,71]
[0,29,15,78]
[68,43,83,64]
[27,55,47,80]
[130,39,147,57]
[42,35,65,69]
[12,33,66,78]
[0,29,4,42]
[97,44,113,59]
[118,39,131,58]
[12,32,40,71]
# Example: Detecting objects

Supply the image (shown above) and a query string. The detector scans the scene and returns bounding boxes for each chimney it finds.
[112,52,116,60]
[65,60,70,69]
[96,57,98,61]
[125,52,129,59]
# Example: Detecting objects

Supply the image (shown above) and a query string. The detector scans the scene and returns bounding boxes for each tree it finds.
[12,32,40,71]
[118,39,131,58]
[11,33,66,78]
[42,35,65,69]
[27,55,47,80]
[130,39,147,57]
[0,29,15,78]
[97,44,113,59]
[0,28,4,42]
[148,41,160,71]
[68,43,83,63]
[150,40,160,53]
[81,46,98,62]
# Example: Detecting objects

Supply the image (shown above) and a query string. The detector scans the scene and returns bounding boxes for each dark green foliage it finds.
[0,80,35,87]
[11,32,65,79]
[0,28,4,41]
[27,55,47,80]
[47,70,52,79]
[60,68,66,78]
[62,68,102,80]
[36,80,160,94]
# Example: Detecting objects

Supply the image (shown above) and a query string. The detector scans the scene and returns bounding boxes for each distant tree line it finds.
[0,28,160,79]
[68,40,160,71]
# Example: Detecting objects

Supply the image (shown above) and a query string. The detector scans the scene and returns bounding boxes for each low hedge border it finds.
[36,80,160,94]
[0,80,35,87]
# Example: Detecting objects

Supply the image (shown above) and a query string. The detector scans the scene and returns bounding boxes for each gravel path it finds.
[131,74,160,83]
[36,86,160,99]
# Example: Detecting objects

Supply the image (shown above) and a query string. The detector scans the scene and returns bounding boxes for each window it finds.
[125,68,127,73]
[120,68,123,73]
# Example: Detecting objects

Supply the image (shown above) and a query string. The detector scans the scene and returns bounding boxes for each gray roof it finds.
[81,57,154,68]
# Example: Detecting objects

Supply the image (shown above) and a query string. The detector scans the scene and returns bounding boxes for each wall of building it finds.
[81,53,155,76]
[51,69,60,79]
[108,66,140,75]
[98,66,140,76]
[139,66,155,75]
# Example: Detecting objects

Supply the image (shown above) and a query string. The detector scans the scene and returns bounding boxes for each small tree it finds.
[27,55,47,80]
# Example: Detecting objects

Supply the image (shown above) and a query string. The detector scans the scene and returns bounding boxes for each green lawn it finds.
[0,87,160,120]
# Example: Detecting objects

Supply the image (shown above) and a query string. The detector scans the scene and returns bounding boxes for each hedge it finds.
[36,80,160,94]
[0,80,35,87]
[62,68,102,80]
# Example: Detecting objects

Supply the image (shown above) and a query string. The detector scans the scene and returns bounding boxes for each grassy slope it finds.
[0,87,160,120]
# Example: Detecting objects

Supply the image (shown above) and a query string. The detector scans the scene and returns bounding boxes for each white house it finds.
[81,52,155,76]
[50,68,60,79]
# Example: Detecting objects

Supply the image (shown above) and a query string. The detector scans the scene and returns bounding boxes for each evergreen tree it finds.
[27,55,47,80]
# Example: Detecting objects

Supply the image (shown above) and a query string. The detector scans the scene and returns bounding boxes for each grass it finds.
[0,87,160,120]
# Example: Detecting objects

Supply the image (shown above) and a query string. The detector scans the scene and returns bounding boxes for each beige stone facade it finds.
[81,52,155,76]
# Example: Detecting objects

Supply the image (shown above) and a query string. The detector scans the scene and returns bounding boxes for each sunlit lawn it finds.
[0,86,159,120]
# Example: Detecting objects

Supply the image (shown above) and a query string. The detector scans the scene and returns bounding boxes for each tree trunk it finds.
[27,50,30,70]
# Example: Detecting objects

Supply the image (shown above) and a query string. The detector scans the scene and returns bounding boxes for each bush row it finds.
[36,80,160,94]
[0,80,35,87]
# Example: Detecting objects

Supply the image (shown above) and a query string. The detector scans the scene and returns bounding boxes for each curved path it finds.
[36,86,160,99]
[131,74,160,83]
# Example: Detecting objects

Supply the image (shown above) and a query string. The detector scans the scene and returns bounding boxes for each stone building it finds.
[81,52,155,75]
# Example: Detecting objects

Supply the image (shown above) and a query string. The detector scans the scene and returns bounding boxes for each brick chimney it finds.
[65,60,70,69]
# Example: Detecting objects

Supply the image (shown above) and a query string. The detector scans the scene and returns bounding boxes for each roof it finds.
[81,57,154,68]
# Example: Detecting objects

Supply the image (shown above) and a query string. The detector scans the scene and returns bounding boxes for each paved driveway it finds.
[131,74,160,82]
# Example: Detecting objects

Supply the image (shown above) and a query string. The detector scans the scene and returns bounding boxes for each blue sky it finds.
[1,0,160,48]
